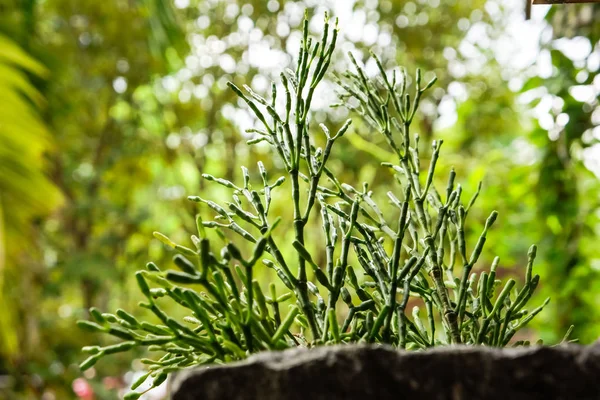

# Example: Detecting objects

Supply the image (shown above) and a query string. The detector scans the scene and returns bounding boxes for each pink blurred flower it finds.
[103,376,122,390]
[72,378,94,400]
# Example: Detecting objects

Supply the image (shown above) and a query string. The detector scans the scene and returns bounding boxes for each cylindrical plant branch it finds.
[77,13,559,398]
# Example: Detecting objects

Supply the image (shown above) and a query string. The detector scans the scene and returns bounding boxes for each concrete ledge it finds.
[171,342,600,400]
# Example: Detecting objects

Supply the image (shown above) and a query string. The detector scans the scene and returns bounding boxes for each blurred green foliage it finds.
[0,0,598,399]
[0,31,63,368]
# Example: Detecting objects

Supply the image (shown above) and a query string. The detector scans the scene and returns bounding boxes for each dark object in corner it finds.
[171,342,600,400]
[532,0,600,3]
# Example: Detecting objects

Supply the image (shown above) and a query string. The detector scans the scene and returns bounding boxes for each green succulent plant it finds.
[78,13,564,399]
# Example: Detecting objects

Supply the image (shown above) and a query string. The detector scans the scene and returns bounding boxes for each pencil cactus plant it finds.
[77,13,561,399]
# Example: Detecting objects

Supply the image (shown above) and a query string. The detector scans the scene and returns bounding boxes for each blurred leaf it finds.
[0,34,62,360]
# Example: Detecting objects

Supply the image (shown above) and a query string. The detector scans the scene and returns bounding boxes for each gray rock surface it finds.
[171,342,600,400]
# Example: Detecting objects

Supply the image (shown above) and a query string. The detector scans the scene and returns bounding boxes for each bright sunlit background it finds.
[0,0,599,398]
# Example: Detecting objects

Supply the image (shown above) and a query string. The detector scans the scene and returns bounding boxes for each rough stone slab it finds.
[171,342,600,400]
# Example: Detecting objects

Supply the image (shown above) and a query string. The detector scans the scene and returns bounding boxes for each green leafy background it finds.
[0,0,598,399]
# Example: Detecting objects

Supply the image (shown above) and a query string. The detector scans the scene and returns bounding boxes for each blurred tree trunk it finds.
[537,138,582,338]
